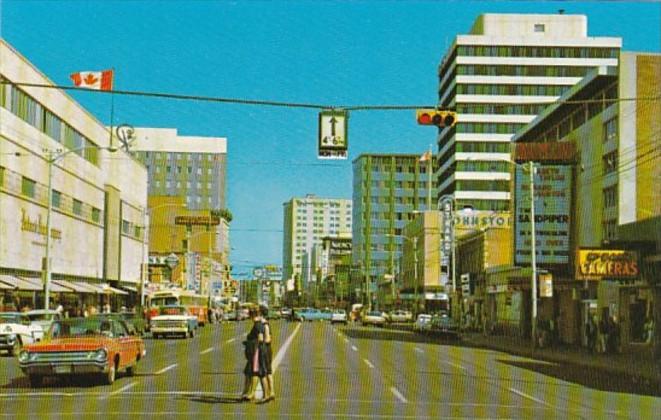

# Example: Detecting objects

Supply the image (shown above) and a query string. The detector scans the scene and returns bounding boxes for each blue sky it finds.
[2,0,659,275]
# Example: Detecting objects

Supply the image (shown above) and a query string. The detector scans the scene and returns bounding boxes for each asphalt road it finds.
[1,320,660,419]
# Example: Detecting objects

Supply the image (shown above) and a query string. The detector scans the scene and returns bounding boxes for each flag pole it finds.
[427,144,433,210]
[109,68,115,149]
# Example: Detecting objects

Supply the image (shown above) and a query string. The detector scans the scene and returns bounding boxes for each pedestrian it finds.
[644,317,654,344]
[260,305,275,402]
[241,308,270,402]
[609,316,621,354]
[598,315,609,354]
[586,316,597,353]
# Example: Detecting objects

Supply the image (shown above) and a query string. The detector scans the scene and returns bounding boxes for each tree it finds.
[211,208,233,223]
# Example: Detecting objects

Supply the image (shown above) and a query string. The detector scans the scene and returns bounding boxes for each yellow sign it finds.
[539,273,553,297]
[175,215,220,226]
[577,249,639,279]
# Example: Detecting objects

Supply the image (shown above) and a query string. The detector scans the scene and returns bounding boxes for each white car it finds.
[413,314,433,333]
[25,310,62,334]
[388,310,413,323]
[150,306,198,339]
[362,311,387,327]
[0,312,44,356]
[330,309,348,325]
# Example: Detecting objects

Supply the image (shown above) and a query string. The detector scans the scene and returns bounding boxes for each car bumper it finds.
[20,361,109,376]
[151,327,188,334]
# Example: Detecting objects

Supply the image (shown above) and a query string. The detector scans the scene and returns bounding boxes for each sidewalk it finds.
[463,332,661,384]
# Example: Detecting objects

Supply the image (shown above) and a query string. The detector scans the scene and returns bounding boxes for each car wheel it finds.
[126,360,138,376]
[103,360,117,385]
[28,375,43,387]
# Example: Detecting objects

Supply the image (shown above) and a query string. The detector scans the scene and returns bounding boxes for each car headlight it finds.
[95,349,108,362]
[18,350,29,363]
[7,334,17,343]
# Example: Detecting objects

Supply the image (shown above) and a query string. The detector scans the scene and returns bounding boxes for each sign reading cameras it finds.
[515,165,572,265]
[318,109,348,159]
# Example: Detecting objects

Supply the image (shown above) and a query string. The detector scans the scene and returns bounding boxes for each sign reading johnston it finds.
[515,165,572,265]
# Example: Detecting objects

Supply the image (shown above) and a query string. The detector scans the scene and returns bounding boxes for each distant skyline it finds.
[2,0,659,274]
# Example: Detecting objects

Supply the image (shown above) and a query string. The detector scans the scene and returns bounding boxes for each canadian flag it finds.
[70,70,114,91]
[419,150,432,162]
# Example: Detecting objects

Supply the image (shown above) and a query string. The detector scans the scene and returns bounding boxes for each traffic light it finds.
[416,109,457,127]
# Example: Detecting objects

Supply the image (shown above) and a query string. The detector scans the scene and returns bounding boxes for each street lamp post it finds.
[43,146,116,310]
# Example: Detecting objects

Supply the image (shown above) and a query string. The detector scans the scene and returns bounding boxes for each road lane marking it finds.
[509,387,550,407]
[343,338,349,343]
[272,323,301,372]
[444,361,466,370]
[363,358,374,368]
[100,381,137,400]
[351,345,358,351]
[226,337,237,343]
[200,347,215,355]
[154,363,178,375]
[390,386,408,403]
[414,347,424,353]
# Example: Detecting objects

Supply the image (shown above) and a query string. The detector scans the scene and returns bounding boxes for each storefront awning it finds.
[24,277,71,293]
[0,280,13,290]
[52,280,92,293]
[119,284,138,293]
[0,275,41,291]
[69,281,104,294]
[105,286,128,295]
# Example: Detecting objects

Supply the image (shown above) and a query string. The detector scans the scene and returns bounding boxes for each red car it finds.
[18,317,146,386]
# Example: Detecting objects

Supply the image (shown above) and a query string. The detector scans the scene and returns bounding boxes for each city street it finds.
[1,320,659,419]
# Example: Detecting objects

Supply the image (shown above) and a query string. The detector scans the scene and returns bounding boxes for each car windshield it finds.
[368,312,382,316]
[27,313,56,322]
[48,319,111,338]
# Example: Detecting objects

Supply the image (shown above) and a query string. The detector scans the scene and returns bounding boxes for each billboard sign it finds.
[515,165,572,265]
[455,211,511,231]
[576,249,639,279]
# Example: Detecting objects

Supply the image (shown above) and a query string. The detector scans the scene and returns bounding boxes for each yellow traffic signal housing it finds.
[416,109,457,127]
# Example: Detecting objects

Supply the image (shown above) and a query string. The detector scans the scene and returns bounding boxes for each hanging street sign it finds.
[318,109,348,159]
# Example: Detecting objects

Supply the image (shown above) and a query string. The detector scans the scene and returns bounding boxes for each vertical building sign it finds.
[515,165,572,265]
[440,199,452,286]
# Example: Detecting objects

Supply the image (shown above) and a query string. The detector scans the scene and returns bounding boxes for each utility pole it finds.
[413,236,419,315]
[530,161,538,347]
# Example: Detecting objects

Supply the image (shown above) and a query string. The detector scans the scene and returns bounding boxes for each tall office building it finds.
[351,154,437,302]
[436,13,621,210]
[131,127,227,211]
[282,195,352,289]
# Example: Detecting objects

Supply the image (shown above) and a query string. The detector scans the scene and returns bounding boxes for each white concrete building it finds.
[0,39,147,307]
[436,13,621,211]
[282,194,351,289]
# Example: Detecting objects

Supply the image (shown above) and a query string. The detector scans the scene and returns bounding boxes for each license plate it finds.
[54,365,71,374]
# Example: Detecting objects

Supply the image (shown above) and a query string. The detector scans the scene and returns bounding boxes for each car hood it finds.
[23,337,114,352]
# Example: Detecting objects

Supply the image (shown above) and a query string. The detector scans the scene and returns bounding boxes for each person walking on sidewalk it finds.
[598,316,609,354]
[586,316,597,353]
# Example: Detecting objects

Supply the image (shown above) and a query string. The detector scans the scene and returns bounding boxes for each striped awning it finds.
[0,275,41,291]
[119,284,139,293]
[52,280,92,293]
[104,286,128,295]
[23,277,71,293]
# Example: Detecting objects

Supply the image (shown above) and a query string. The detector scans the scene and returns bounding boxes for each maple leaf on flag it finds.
[84,73,99,85]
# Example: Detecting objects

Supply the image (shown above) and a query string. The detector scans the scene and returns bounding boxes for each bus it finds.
[147,289,209,327]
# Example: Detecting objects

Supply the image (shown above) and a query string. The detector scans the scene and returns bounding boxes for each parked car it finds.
[223,311,238,321]
[0,312,43,356]
[280,307,292,319]
[25,310,62,335]
[430,314,460,339]
[320,308,333,321]
[388,310,414,323]
[294,308,325,322]
[362,311,387,327]
[267,309,281,320]
[413,314,433,334]
[330,309,348,325]
[18,317,145,386]
[150,306,198,339]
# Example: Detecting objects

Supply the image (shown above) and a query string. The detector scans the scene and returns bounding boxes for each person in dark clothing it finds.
[241,308,270,402]
[586,316,597,353]
[260,305,275,402]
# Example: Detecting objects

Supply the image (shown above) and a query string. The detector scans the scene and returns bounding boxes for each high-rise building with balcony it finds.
[436,13,621,210]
